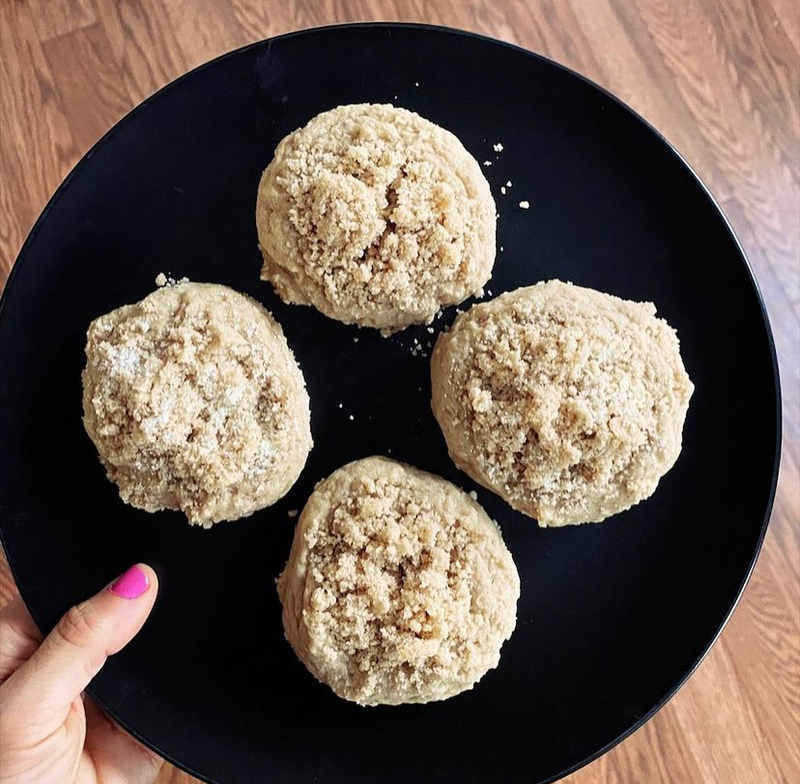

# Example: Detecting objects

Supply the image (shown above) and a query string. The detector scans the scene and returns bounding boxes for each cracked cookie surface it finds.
[256,104,496,332]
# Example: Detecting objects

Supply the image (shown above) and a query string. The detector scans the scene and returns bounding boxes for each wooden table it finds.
[1,1,797,782]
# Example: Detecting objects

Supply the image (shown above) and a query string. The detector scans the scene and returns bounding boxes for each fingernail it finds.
[109,565,149,599]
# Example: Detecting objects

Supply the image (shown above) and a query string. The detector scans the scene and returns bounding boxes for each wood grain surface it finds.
[0,1,797,782]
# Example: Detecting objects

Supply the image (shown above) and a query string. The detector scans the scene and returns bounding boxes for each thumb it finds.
[6,564,158,715]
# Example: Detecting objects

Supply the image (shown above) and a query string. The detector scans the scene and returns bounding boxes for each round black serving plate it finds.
[0,23,780,784]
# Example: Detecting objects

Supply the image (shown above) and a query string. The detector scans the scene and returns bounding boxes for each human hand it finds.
[0,564,163,784]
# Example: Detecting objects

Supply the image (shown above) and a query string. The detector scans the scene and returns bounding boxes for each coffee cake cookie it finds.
[430,280,693,526]
[256,104,496,332]
[277,457,519,705]
[82,281,312,526]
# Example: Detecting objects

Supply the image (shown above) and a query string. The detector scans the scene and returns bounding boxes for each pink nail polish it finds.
[109,565,149,599]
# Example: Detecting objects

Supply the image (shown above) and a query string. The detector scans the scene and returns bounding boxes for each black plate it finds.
[0,23,780,784]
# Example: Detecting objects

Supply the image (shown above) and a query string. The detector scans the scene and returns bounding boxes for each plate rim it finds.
[0,21,782,784]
